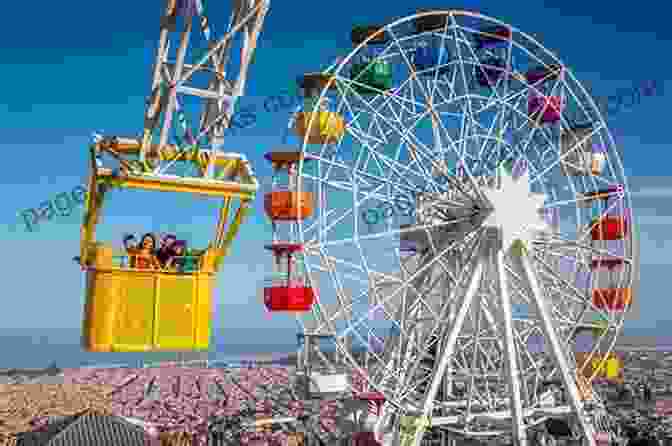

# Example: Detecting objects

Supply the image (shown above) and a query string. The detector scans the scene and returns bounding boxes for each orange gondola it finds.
[263,151,314,220]
[591,257,632,311]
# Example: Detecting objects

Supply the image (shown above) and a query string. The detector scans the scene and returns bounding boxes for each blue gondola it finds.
[411,13,451,76]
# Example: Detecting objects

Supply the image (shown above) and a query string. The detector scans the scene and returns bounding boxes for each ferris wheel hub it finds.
[481,165,548,253]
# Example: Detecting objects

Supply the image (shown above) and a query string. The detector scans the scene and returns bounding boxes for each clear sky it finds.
[0,0,669,348]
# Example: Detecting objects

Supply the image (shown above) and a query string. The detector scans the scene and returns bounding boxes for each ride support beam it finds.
[519,252,597,446]
[495,247,527,446]
[403,236,487,446]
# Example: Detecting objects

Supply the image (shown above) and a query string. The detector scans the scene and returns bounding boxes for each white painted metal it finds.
[140,0,270,177]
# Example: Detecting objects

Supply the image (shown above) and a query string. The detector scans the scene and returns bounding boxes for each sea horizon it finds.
[1,327,670,369]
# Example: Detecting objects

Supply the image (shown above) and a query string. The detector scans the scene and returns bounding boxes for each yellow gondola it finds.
[293,73,346,145]
[77,137,257,352]
[75,0,268,352]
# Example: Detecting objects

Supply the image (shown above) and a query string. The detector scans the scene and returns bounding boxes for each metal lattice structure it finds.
[289,10,637,446]
[139,0,269,174]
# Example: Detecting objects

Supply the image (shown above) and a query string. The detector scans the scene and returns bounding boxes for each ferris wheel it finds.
[286,10,637,446]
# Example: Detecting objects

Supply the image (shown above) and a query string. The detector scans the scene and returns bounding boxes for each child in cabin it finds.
[124,232,161,269]
[123,233,137,251]
[167,240,198,273]
[121,233,137,268]
[156,233,177,267]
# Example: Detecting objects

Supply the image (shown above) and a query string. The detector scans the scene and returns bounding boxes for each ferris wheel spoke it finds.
[352,102,443,185]
[456,113,495,206]
[337,97,447,192]
[422,22,457,106]
[539,236,632,264]
[386,27,436,114]
[519,254,600,315]
[470,110,515,176]
[447,16,476,108]
[471,86,529,122]
[336,73,427,134]
[457,25,511,106]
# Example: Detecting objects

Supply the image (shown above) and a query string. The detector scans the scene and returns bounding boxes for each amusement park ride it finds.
[75,3,638,446]
[271,9,638,446]
[76,0,269,352]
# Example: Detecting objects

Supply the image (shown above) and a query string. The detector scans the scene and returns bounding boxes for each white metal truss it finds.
[140,0,270,176]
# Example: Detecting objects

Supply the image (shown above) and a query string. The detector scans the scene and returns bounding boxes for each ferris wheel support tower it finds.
[140,0,270,175]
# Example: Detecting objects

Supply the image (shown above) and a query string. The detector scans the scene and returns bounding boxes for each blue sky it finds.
[0,0,669,348]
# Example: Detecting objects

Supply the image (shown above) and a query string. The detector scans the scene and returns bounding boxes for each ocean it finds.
[0,328,299,369]
[1,328,669,370]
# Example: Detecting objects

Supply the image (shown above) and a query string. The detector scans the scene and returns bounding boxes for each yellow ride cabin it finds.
[77,137,257,352]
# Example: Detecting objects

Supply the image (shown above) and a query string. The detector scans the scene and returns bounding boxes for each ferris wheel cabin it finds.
[350,25,393,95]
[263,151,315,220]
[293,73,346,145]
[412,12,451,76]
[560,123,607,176]
[526,64,565,125]
[575,351,624,384]
[263,243,314,312]
[79,137,257,352]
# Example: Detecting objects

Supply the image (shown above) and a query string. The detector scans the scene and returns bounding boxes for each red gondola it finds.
[580,183,628,240]
[590,215,628,240]
[263,243,314,312]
